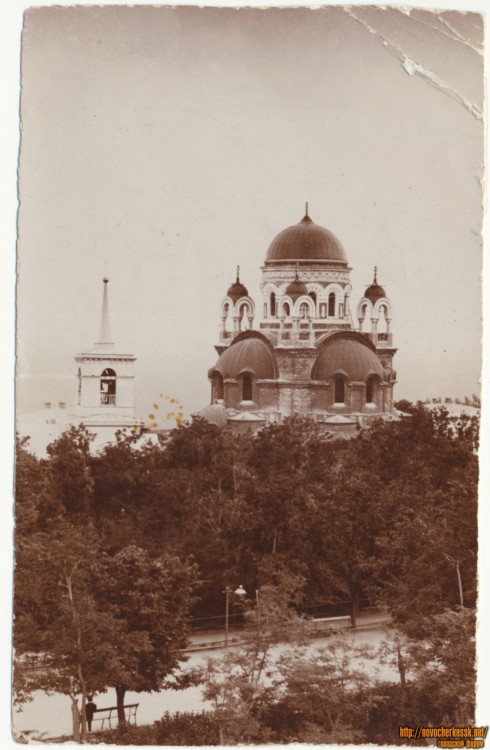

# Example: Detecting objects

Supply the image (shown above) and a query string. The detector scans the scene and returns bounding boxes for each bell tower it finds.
[74,278,136,419]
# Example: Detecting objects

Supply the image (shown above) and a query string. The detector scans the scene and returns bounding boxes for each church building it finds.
[203,206,397,436]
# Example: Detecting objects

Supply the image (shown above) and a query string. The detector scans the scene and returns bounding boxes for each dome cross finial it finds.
[236,265,240,283]
[301,202,312,223]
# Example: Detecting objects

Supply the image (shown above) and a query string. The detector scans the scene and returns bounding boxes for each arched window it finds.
[282,302,290,317]
[309,291,316,315]
[214,374,224,401]
[334,377,345,404]
[378,304,388,333]
[366,376,376,404]
[270,292,276,317]
[360,303,370,332]
[299,302,309,319]
[328,293,336,317]
[100,368,116,405]
[242,375,253,401]
[239,304,248,331]
[223,303,230,336]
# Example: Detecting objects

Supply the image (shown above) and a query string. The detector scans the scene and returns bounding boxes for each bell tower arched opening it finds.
[100,368,116,405]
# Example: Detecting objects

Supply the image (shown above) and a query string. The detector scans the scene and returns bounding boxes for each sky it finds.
[15,4,484,422]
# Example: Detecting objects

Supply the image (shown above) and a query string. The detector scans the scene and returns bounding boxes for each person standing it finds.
[85,695,97,732]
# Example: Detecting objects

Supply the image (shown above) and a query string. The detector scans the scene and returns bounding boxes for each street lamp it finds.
[224,584,247,647]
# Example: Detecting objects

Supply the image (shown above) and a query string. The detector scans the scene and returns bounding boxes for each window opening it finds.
[334,377,345,403]
[240,304,251,331]
[378,304,388,333]
[215,374,224,401]
[299,302,309,319]
[242,375,253,401]
[366,377,375,403]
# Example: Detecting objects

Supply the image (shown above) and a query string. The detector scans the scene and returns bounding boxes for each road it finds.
[13,620,396,742]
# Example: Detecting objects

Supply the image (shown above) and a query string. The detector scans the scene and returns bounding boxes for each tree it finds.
[15,436,53,534]
[338,405,479,625]
[366,608,477,741]
[393,398,417,414]
[46,425,95,519]
[94,545,198,724]
[272,633,378,743]
[407,607,476,724]
[201,574,310,744]
[14,520,110,741]
[225,418,345,608]
[14,521,198,739]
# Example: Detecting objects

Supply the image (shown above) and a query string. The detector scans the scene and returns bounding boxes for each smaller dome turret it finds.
[227,266,248,302]
[364,267,386,304]
[285,266,308,302]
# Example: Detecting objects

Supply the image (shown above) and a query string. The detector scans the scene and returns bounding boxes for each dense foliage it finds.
[14,403,479,741]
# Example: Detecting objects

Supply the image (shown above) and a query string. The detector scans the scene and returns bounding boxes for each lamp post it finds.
[224,584,246,647]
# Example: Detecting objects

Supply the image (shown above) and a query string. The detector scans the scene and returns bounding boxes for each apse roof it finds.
[312,338,385,382]
[197,404,229,428]
[227,411,265,422]
[212,337,277,380]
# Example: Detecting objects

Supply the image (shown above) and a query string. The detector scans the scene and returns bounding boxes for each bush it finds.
[155,711,221,745]
[111,712,220,746]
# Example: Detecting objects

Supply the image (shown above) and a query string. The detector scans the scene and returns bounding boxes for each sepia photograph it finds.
[10,1,486,745]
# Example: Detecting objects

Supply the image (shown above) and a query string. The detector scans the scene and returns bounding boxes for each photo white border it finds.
[2,1,487,747]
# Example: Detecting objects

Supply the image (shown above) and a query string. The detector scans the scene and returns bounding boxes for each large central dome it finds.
[265,211,347,265]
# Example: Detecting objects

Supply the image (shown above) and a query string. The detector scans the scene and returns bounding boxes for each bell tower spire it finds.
[97,277,113,347]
